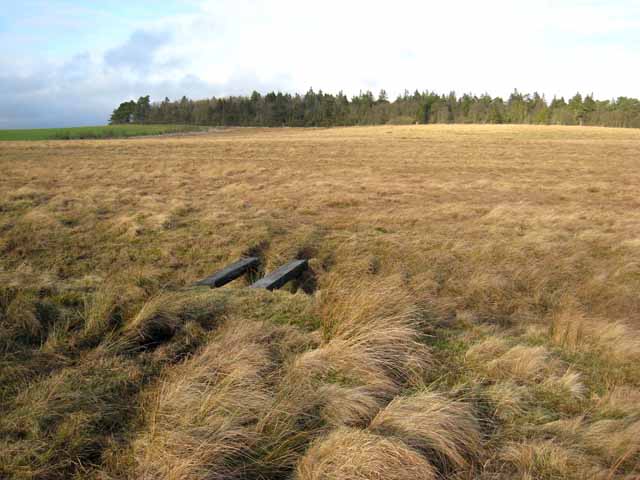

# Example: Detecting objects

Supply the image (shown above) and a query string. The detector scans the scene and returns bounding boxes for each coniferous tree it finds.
[134,95,151,123]
[109,100,136,124]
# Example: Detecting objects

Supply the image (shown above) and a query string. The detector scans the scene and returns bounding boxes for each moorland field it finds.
[1,125,640,479]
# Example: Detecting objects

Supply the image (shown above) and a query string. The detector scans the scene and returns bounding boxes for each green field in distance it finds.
[0,124,206,141]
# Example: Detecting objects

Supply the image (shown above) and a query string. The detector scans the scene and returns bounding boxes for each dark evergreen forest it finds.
[110,89,640,128]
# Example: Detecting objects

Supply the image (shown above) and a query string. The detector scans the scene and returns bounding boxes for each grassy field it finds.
[0,124,206,141]
[1,125,640,479]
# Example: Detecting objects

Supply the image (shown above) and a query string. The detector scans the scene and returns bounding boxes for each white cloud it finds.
[546,1,640,35]
[104,30,173,73]
[1,0,639,127]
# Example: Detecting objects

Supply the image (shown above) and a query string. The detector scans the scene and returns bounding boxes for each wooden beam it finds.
[195,257,260,288]
[249,259,308,291]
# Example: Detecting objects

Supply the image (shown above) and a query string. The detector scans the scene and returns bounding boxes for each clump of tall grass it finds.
[82,283,123,338]
[134,319,275,479]
[289,276,431,427]
[296,428,438,480]
[319,275,429,381]
[369,391,482,475]
[549,306,640,363]
[498,440,602,480]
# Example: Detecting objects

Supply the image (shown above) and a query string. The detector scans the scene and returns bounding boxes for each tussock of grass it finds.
[541,369,586,400]
[550,306,640,363]
[248,372,327,476]
[296,428,438,480]
[318,384,386,428]
[465,336,510,363]
[466,339,554,384]
[485,381,532,422]
[288,277,431,433]
[485,345,551,383]
[134,319,275,479]
[369,391,482,475]
[498,440,602,480]
[82,284,123,337]
[317,276,430,384]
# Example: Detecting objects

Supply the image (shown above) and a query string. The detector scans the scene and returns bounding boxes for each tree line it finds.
[110,89,640,128]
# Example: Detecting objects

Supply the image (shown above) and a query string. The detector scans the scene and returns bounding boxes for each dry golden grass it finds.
[296,428,438,480]
[134,319,275,479]
[2,124,640,478]
[369,391,482,475]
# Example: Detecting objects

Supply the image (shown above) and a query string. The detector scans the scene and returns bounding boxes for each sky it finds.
[1,0,640,128]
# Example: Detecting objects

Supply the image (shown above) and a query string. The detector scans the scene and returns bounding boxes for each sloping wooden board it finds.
[195,257,260,288]
[249,259,308,291]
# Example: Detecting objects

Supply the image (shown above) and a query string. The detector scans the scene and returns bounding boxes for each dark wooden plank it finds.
[249,259,308,291]
[195,257,260,288]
